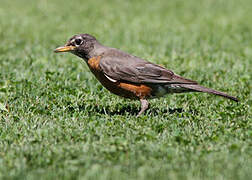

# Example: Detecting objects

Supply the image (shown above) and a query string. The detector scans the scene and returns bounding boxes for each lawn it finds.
[0,0,251,179]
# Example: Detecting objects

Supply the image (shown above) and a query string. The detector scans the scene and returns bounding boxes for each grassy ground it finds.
[0,0,251,179]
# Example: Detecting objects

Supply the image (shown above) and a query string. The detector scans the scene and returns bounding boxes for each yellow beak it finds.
[54,46,76,53]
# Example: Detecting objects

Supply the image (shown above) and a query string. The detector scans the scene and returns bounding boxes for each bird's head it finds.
[54,34,98,60]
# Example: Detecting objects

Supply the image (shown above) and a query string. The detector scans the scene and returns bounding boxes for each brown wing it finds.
[99,49,197,84]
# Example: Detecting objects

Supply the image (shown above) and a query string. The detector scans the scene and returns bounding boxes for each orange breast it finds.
[87,56,152,99]
[117,82,152,99]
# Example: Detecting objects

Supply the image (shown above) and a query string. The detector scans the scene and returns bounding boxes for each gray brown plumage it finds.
[54,34,238,116]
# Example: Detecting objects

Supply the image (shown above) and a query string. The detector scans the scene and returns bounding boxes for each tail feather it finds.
[180,84,239,102]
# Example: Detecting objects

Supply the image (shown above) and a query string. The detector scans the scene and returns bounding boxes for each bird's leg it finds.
[137,99,149,117]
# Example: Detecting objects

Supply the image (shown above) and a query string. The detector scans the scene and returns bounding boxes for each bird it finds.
[54,33,238,116]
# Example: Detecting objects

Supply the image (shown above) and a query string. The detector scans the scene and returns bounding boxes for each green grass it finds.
[0,0,251,179]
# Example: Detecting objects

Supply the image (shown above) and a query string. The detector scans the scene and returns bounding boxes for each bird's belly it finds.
[152,85,167,97]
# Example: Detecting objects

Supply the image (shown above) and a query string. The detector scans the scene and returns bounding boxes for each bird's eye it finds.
[75,38,82,46]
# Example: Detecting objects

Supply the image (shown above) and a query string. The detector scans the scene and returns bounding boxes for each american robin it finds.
[54,34,238,116]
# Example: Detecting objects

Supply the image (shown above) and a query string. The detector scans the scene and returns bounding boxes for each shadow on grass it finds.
[67,103,197,116]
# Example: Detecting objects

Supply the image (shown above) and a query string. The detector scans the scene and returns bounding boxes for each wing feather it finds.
[99,50,197,85]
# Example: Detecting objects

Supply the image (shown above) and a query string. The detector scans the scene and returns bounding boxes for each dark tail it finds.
[180,84,239,102]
